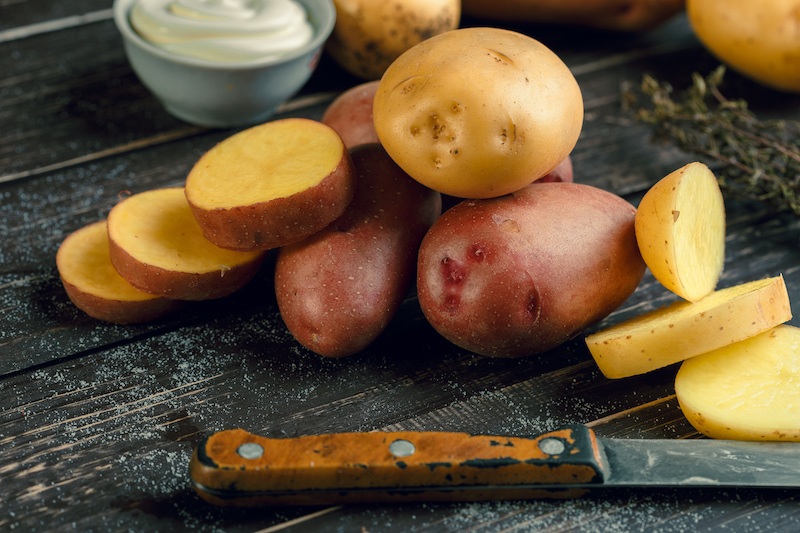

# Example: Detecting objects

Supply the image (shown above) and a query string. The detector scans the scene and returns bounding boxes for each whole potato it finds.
[687,0,800,93]
[321,80,380,148]
[373,27,584,199]
[417,182,645,358]
[325,0,460,81]
[275,144,442,357]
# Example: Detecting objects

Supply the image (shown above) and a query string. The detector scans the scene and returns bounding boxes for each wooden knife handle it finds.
[189,424,606,506]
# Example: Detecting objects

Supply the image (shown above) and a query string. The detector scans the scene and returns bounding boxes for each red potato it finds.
[536,155,573,184]
[417,182,646,358]
[275,144,442,357]
[321,81,380,148]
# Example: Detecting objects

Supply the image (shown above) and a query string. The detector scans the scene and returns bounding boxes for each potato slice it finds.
[635,162,726,302]
[185,118,356,252]
[56,220,182,323]
[108,188,266,301]
[676,324,800,441]
[586,276,792,379]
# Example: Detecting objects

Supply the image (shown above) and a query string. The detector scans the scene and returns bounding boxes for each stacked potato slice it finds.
[585,162,797,441]
[57,119,356,324]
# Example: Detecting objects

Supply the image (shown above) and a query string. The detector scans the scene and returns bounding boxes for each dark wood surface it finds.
[3,2,799,531]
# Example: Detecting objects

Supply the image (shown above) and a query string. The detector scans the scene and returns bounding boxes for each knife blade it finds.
[188,424,800,506]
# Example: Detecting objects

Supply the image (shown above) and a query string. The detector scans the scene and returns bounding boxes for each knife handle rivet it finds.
[539,437,566,456]
[237,442,265,460]
[389,439,416,458]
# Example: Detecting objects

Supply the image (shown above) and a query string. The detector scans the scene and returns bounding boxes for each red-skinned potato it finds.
[321,81,380,148]
[417,182,646,358]
[536,155,573,184]
[275,144,442,357]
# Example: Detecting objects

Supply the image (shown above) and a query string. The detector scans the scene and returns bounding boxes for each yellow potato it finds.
[325,0,460,80]
[676,324,800,441]
[634,162,725,302]
[687,0,800,93]
[373,27,584,199]
[586,276,792,379]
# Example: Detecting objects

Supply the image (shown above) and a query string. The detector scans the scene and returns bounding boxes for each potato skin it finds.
[687,0,800,93]
[275,144,442,357]
[373,27,583,199]
[325,0,460,80]
[461,0,685,32]
[417,182,645,358]
[321,81,380,148]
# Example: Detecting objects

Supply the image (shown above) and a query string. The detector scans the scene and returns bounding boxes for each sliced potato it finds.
[108,188,266,301]
[635,162,726,302]
[586,276,792,379]
[56,220,182,323]
[185,118,356,252]
[676,324,800,441]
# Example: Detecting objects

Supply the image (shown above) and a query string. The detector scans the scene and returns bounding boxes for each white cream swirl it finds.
[129,0,314,62]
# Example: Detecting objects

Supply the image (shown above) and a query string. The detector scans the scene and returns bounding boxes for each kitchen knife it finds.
[189,424,800,506]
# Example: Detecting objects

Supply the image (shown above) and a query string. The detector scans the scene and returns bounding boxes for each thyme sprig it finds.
[623,66,800,215]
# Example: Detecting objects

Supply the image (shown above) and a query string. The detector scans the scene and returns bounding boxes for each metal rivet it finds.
[539,437,566,456]
[389,439,416,457]
[237,442,264,460]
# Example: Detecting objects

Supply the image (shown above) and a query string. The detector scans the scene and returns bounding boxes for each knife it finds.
[189,424,800,506]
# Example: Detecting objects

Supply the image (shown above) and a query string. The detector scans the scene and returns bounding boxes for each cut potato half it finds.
[108,188,266,301]
[56,220,182,323]
[586,275,792,379]
[185,118,356,252]
[676,324,800,441]
[635,162,725,302]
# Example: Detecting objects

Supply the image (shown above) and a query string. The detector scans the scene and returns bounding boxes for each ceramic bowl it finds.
[113,0,335,127]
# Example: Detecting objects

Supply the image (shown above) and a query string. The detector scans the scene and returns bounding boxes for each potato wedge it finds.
[676,324,800,441]
[56,220,182,324]
[108,188,266,301]
[635,162,725,302]
[586,276,792,379]
[185,118,356,251]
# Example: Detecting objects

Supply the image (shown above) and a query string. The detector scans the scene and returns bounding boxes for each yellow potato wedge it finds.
[586,275,792,379]
[635,162,726,302]
[676,324,800,441]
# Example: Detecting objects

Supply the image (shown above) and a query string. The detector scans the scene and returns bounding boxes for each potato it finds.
[676,324,800,441]
[537,155,573,184]
[635,162,725,302]
[185,118,357,252]
[275,144,442,357]
[373,27,584,199]
[324,0,460,80]
[416,182,645,358]
[321,81,380,148]
[586,276,792,379]
[462,0,685,32]
[107,188,267,301]
[687,0,800,93]
[56,220,182,324]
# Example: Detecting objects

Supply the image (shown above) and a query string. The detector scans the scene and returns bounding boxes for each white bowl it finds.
[113,0,335,128]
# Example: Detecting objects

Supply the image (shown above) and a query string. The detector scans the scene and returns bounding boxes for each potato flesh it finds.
[635,162,725,302]
[586,276,792,379]
[185,119,343,209]
[57,221,159,302]
[676,325,800,441]
[108,188,263,273]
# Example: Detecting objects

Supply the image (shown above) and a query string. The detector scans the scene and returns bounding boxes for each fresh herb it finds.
[623,66,800,215]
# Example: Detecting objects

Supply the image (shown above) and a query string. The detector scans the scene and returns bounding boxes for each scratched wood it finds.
[2,3,800,532]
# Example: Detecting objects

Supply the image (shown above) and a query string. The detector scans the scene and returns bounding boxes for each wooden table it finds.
[3,2,799,531]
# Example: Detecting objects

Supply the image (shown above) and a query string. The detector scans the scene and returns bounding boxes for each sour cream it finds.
[129,0,315,62]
